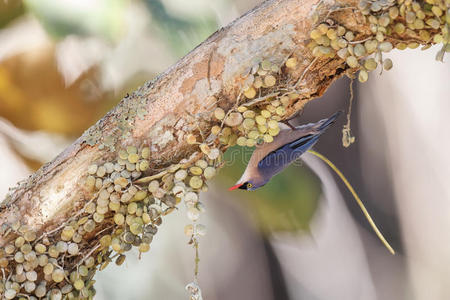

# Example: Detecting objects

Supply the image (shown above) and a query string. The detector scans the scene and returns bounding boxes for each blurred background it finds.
[0,0,449,299]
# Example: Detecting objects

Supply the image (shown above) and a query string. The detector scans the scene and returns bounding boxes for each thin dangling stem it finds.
[307,149,395,255]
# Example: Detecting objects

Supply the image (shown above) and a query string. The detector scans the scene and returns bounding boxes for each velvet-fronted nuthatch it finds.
[229,111,341,191]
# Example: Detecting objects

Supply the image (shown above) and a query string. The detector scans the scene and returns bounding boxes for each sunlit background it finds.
[0,0,449,299]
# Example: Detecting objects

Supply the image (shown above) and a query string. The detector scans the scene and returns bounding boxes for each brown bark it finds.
[0,0,442,294]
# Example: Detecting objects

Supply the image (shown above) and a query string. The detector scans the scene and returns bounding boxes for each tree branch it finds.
[0,0,447,298]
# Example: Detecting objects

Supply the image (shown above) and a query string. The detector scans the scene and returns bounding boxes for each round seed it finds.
[5,244,15,254]
[255,115,266,125]
[138,243,150,253]
[337,48,348,59]
[26,270,37,281]
[74,279,84,291]
[431,6,443,17]
[128,153,139,164]
[24,250,36,262]
[141,147,150,159]
[389,7,399,19]
[130,223,143,235]
[370,2,381,11]
[93,212,104,223]
[96,166,106,177]
[52,269,65,283]
[15,251,24,263]
[243,118,256,130]
[244,87,256,99]
[114,177,128,188]
[253,77,263,88]
[35,285,46,298]
[87,164,98,175]
[211,125,221,135]
[67,243,79,255]
[285,57,298,69]
[337,38,348,48]
[5,289,16,299]
[115,254,126,266]
[419,30,430,41]
[114,213,125,225]
[24,231,36,242]
[246,138,256,147]
[358,70,369,82]
[224,112,243,127]
[236,137,247,146]
[317,23,328,35]
[274,107,284,116]
[243,110,256,118]
[237,106,248,113]
[43,263,54,275]
[118,150,128,160]
[268,127,280,136]
[139,160,150,171]
[379,41,393,52]
[310,29,322,40]
[258,124,268,133]
[203,167,216,179]
[413,19,424,29]
[264,75,276,87]
[248,130,260,140]
[15,236,25,248]
[346,56,359,68]
[126,146,137,154]
[208,148,220,160]
[345,31,355,41]
[99,235,111,248]
[364,40,378,53]
[383,58,393,70]
[405,11,415,23]
[378,15,390,27]
[426,18,441,29]
[83,219,95,232]
[189,176,203,189]
[364,58,378,71]
[186,134,197,144]
[354,44,366,57]
[214,108,225,120]
[148,180,160,193]
[396,43,407,50]
[261,60,272,71]
[264,134,274,143]
[24,281,36,293]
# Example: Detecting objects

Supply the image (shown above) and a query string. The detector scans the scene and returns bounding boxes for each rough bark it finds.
[0,0,444,296]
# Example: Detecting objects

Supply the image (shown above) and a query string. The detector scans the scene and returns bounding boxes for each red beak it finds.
[228,183,243,191]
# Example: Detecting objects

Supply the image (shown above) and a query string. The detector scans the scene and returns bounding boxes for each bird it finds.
[229,111,341,191]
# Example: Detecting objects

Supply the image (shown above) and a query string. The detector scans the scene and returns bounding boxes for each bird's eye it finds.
[247,183,253,188]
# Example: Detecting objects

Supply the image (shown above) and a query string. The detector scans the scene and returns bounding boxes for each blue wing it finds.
[257,133,320,178]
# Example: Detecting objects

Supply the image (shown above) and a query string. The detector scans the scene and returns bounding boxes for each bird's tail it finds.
[318,111,342,131]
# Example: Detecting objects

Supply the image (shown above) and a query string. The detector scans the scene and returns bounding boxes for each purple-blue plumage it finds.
[229,111,341,191]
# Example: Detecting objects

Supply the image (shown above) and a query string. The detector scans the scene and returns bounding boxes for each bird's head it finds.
[229,179,268,191]
[229,181,254,191]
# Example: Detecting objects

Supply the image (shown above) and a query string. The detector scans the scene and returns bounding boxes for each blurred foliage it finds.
[144,0,218,57]
[24,0,125,41]
[0,0,25,28]
[0,52,112,136]
[218,146,321,233]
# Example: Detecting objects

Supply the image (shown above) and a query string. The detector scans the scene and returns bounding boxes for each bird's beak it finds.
[228,183,243,191]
